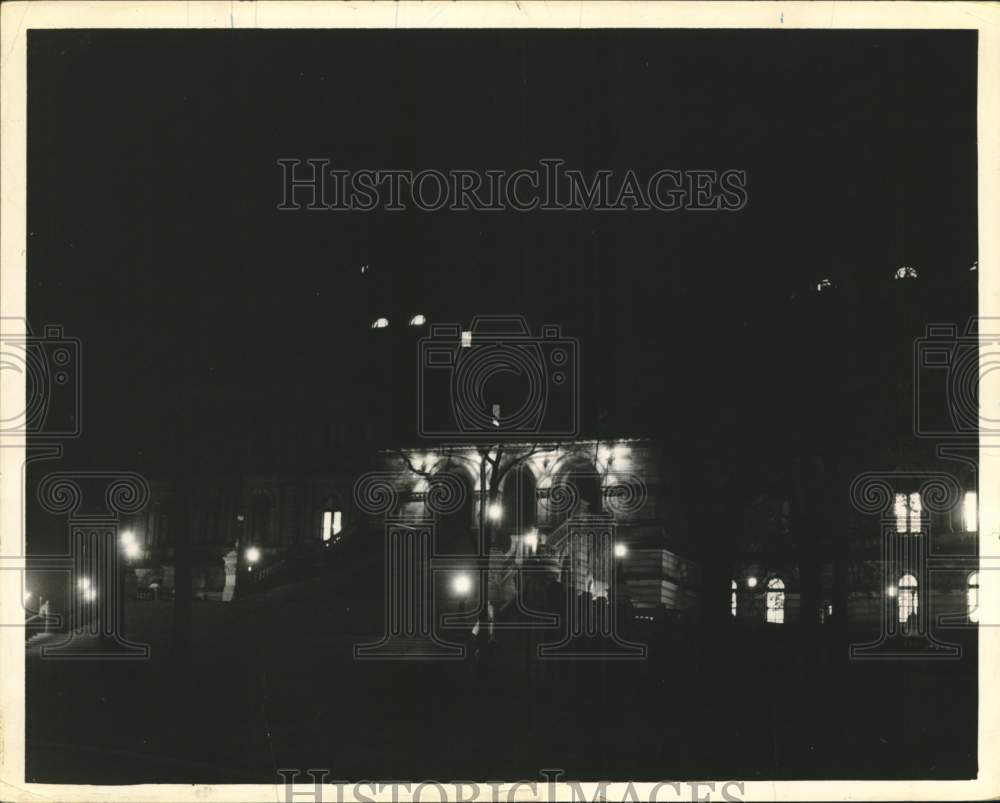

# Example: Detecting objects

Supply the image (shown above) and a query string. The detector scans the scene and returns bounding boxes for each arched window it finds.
[894,492,922,533]
[765,578,785,624]
[898,574,918,625]
[322,510,342,542]
[731,580,738,617]
[968,572,979,624]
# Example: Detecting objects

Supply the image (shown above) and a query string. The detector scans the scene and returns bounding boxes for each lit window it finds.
[968,572,979,624]
[731,580,737,618]
[461,330,472,348]
[894,266,918,280]
[963,491,978,532]
[322,510,343,542]
[765,578,785,624]
[371,317,389,329]
[409,314,427,327]
[898,574,918,625]
[894,492,922,533]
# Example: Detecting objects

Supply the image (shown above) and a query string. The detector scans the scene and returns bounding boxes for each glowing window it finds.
[322,510,343,542]
[963,491,978,532]
[765,578,785,624]
[968,572,979,624]
[731,580,737,618]
[371,317,389,329]
[461,330,472,348]
[894,492,922,533]
[898,574,918,625]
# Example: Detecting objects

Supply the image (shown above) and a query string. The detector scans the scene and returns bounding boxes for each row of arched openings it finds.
[730,573,981,624]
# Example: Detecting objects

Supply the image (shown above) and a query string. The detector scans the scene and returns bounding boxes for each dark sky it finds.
[27,29,978,473]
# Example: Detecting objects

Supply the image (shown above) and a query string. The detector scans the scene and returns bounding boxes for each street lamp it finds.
[614,542,628,559]
[452,573,472,596]
[747,576,758,589]
[78,576,91,591]
[120,529,141,560]
[245,546,261,569]
[487,502,503,523]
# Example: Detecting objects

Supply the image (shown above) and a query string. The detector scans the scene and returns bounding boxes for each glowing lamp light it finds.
[614,542,628,558]
[23,591,32,604]
[452,573,472,596]
[121,530,141,560]
[887,585,897,598]
[523,529,539,552]
[83,587,97,602]
[747,576,758,588]
[408,314,427,326]
[371,317,389,329]
[78,577,91,591]
[487,502,503,522]
[245,546,261,564]
[461,330,472,348]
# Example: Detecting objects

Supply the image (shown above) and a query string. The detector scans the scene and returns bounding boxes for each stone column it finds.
[221,549,238,601]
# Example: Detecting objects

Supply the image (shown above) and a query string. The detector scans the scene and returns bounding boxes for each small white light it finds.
[461,330,472,348]
[816,278,833,292]
[487,502,503,522]
[747,576,758,588]
[245,546,261,564]
[409,314,427,327]
[84,587,97,602]
[452,573,472,596]
[614,542,628,558]
[523,529,538,552]
[78,577,91,591]
[371,317,389,329]
[894,266,918,280]
[964,490,978,532]
[124,541,141,560]
[887,585,897,598]
[120,529,136,547]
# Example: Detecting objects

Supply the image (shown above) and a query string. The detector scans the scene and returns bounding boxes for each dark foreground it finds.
[26,578,978,784]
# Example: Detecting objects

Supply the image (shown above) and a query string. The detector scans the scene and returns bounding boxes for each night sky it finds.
[27,29,978,474]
